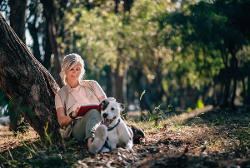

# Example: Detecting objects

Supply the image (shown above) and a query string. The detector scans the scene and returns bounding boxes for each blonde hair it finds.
[60,53,85,85]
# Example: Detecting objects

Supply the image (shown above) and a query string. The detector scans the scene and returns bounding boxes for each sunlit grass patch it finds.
[0,126,38,152]
[127,120,164,134]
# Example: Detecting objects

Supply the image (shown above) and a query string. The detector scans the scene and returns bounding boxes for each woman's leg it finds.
[87,124,108,154]
[84,110,109,153]
[72,109,107,153]
[72,109,101,142]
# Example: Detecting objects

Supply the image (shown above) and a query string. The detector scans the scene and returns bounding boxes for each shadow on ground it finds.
[0,106,250,167]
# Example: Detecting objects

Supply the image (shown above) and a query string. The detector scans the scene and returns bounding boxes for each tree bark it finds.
[8,0,27,42]
[0,13,61,144]
[8,0,28,132]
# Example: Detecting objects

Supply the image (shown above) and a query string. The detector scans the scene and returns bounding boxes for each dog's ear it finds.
[100,99,109,110]
[120,103,125,111]
[107,97,116,102]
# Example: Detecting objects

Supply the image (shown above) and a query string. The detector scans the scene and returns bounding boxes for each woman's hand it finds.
[72,107,80,117]
[56,107,73,127]
[69,107,80,119]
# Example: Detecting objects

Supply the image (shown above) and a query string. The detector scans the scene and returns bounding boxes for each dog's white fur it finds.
[88,99,133,154]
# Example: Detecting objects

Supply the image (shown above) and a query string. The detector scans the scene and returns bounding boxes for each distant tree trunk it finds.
[43,24,52,69]
[150,58,164,106]
[221,80,230,107]
[136,67,152,112]
[114,0,133,13]
[123,0,133,12]
[8,0,27,42]
[114,0,120,13]
[123,67,128,107]
[40,0,63,87]
[104,65,113,97]
[27,11,42,62]
[113,61,124,102]
[0,13,61,144]
[230,54,238,107]
[245,76,250,104]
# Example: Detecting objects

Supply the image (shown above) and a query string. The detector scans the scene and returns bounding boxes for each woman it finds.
[55,53,107,152]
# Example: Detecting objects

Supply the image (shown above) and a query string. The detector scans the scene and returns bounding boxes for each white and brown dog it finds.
[88,98,133,154]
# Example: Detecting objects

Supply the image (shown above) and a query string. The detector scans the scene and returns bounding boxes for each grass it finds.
[1,106,250,167]
[128,106,250,156]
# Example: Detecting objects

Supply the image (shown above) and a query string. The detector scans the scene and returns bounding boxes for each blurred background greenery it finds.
[0,0,250,116]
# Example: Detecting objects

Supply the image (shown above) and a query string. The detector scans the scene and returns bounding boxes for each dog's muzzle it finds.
[102,113,116,126]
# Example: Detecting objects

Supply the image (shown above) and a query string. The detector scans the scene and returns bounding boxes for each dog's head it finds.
[101,98,124,126]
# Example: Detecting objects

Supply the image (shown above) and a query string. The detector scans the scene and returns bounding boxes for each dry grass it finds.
[0,126,38,152]
[0,106,249,167]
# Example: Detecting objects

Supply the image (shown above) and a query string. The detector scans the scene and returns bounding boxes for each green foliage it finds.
[196,98,204,109]
[60,0,250,109]
[63,0,174,75]
[44,122,53,146]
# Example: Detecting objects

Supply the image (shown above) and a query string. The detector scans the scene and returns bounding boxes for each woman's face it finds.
[65,63,82,82]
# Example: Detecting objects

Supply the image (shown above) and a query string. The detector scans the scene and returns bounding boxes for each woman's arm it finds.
[55,93,74,127]
[56,107,73,127]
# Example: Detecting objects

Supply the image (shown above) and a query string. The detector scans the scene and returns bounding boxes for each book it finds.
[76,104,102,117]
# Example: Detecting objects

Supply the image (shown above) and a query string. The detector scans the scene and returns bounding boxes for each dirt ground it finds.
[0,107,250,168]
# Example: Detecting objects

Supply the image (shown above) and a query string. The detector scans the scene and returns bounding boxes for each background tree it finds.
[158,0,250,107]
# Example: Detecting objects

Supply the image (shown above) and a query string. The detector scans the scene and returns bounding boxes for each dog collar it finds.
[107,119,120,131]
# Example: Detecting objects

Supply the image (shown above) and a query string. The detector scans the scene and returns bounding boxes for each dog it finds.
[88,98,133,154]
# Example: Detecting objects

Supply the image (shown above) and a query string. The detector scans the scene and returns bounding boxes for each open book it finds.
[76,104,102,117]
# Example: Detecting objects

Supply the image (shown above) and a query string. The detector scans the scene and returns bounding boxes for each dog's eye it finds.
[111,107,115,111]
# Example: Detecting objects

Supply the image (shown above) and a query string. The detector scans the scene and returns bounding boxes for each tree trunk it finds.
[136,68,152,112]
[43,23,52,69]
[104,65,113,97]
[245,76,250,104]
[27,14,42,63]
[8,0,28,132]
[114,0,120,14]
[40,0,63,87]
[229,53,238,107]
[0,13,61,144]
[123,0,134,12]
[8,0,27,42]
[221,80,230,107]
[114,70,124,102]
[150,58,164,106]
